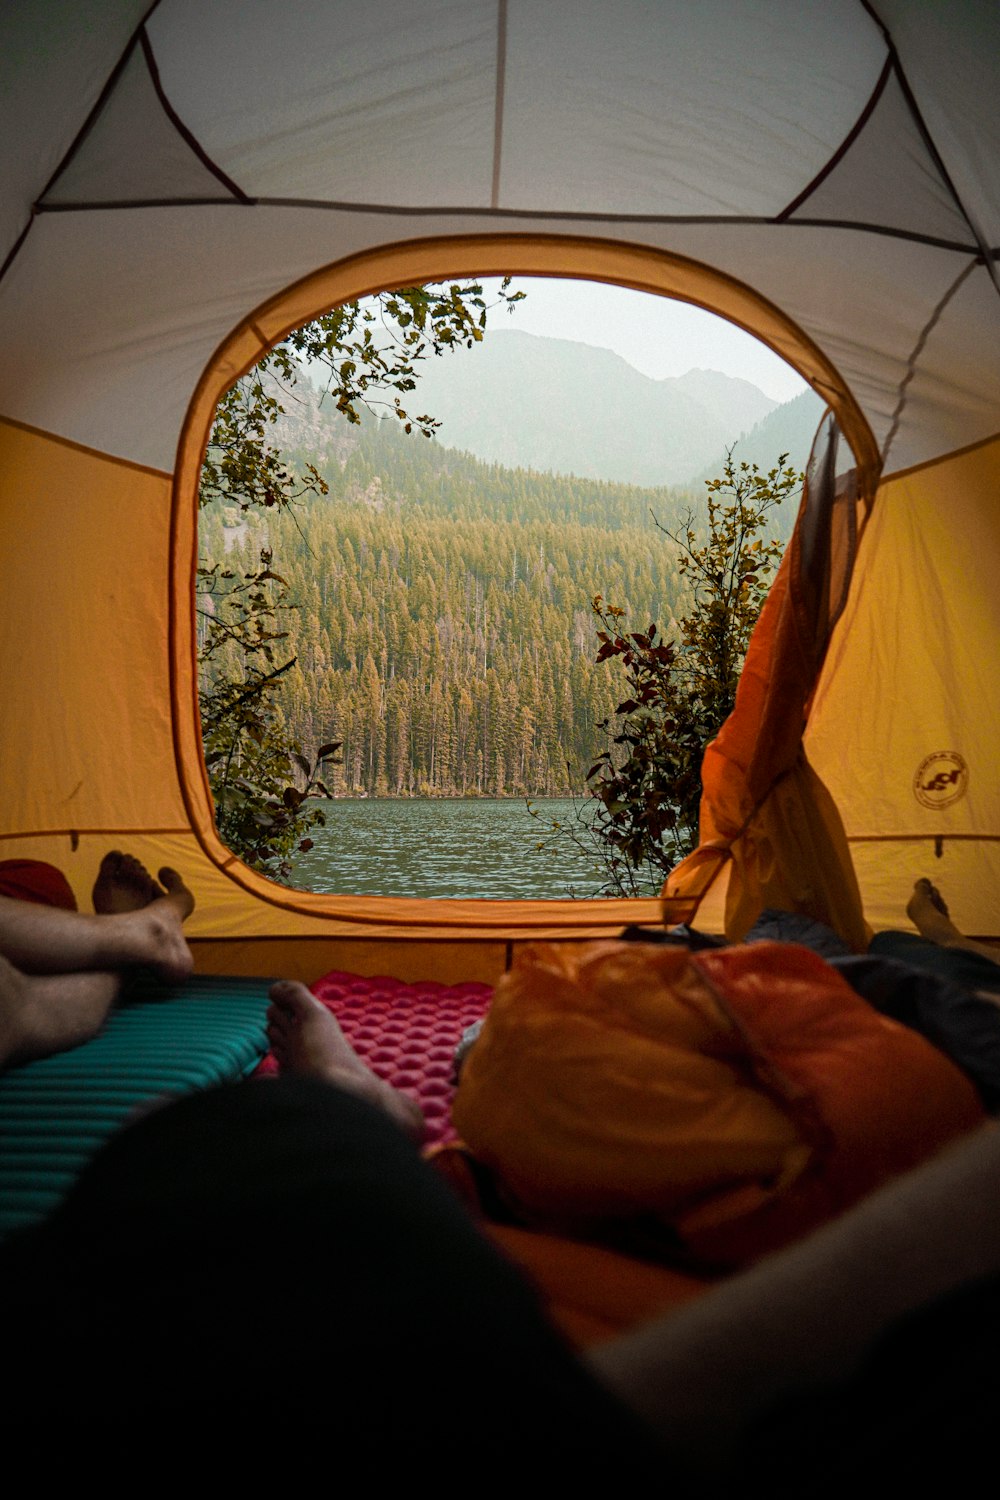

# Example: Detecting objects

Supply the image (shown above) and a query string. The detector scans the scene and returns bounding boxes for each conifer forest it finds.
[199,406,790,802]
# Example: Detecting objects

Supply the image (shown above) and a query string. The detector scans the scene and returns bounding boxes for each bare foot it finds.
[905,879,1000,969]
[267,980,425,1142]
[915,877,949,919]
[94,859,195,984]
[907,878,961,946]
[93,852,165,914]
[0,953,119,1071]
[156,866,196,924]
[133,882,195,983]
[93,853,195,923]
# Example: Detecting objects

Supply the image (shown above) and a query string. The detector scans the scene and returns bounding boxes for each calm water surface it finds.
[286,797,612,900]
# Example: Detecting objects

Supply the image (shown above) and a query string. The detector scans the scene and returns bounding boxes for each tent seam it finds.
[859,0,1000,302]
[880,426,1000,484]
[0,414,171,478]
[25,195,984,254]
[186,934,516,946]
[33,23,147,206]
[139,30,251,204]
[0,2,161,289]
[880,257,978,469]
[0,828,190,841]
[776,56,893,221]
[491,0,508,210]
[0,216,35,287]
[846,834,1000,843]
[36,198,248,212]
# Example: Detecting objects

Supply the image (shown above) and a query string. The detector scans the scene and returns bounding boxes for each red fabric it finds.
[675,942,986,1264]
[0,859,77,910]
[255,970,493,1146]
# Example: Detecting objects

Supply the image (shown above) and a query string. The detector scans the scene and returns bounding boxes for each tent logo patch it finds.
[913,751,967,810]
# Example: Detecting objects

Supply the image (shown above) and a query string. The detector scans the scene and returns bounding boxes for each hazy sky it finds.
[481,276,808,405]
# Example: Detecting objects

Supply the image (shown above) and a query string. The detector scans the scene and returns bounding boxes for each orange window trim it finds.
[169,231,879,929]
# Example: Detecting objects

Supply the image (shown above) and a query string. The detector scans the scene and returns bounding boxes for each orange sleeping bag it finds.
[452,939,984,1268]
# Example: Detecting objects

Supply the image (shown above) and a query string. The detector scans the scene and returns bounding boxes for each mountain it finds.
[405,329,780,486]
[697,388,827,481]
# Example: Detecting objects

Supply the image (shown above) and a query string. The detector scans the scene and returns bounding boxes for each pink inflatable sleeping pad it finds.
[255,970,494,1145]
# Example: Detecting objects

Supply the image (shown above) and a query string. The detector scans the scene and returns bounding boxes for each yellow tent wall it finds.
[806,434,1000,937]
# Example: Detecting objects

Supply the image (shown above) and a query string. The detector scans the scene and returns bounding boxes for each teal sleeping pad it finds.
[0,974,272,1240]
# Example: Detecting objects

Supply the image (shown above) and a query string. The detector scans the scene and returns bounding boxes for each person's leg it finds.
[3,1076,668,1479]
[736,1269,1000,1494]
[902,877,1000,971]
[266,978,426,1139]
[0,949,121,1069]
[0,853,194,982]
[0,854,196,1071]
[871,929,1000,998]
[7,1052,1000,1481]
[588,1121,1000,1481]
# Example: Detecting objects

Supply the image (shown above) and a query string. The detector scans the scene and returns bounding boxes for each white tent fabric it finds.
[1,1,998,957]
[3,1,998,474]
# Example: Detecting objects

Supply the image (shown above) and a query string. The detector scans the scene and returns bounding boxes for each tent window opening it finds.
[197,276,819,900]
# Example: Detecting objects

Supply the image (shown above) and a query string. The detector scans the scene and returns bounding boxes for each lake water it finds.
[284,797,619,900]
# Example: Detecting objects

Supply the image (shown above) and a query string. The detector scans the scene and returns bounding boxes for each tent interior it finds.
[2,0,999,983]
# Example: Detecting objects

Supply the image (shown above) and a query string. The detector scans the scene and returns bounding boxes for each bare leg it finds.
[588,1121,1000,1475]
[907,878,1000,965]
[0,951,120,1070]
[0,856,194,982]
[266,980,425,1142]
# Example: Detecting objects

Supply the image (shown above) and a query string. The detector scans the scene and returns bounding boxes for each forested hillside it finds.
[199,404,796,798]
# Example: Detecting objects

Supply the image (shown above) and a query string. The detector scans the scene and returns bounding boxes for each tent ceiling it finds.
[146,0,888,216]
[2,1,998,475]
[41,39,237,207]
